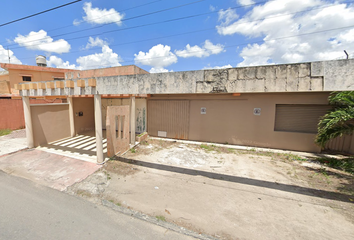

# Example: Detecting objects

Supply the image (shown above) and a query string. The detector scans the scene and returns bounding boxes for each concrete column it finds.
[94,94,104,163]
[67,97,75,137]
[130,96,136,145]
[22,96,34,148]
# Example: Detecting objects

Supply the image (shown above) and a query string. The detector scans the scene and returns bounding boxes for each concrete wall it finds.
[0,99,63,130]
[73,97,95,134]
[19,59,354,97]
[65,65,149,79]
[31,104,70,146]
[149,92,333,153]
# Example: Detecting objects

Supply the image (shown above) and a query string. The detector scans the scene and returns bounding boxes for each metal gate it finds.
[148,100,190,140]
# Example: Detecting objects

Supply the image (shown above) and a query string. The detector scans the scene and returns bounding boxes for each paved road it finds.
[0,171,193,240]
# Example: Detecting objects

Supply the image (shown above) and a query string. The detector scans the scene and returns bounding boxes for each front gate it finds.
[106,105,130,157]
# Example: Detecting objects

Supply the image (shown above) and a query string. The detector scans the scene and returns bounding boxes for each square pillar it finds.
[130,96,136,145]
[67,97,75,137]
[22,96,34,148]
[94,94,104,163]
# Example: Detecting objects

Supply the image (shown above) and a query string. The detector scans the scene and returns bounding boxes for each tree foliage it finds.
[315,91,354,148]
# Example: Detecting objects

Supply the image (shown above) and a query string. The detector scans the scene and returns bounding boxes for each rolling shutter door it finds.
[148,100,189,140]
[274,104,330,133]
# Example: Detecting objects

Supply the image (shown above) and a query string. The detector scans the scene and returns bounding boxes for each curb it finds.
[102,199,219,240]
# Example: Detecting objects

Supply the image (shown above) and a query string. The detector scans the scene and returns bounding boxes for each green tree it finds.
[315,91,354,148]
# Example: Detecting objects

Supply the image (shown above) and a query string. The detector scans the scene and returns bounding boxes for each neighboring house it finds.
[0,61,74,130]
[17,59,354,163]
[0,63,72,96]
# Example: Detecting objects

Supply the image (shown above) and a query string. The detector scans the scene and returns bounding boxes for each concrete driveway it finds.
[0,129,101,191]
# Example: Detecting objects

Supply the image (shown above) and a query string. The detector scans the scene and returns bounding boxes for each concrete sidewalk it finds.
[0,129,27,156]
[0,149,101,191]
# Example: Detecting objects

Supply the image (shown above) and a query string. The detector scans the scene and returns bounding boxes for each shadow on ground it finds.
[117,156,354,204]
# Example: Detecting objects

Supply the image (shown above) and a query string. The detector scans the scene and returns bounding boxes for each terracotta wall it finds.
[7,69,65,90]
[0,81,10,94]
[0,98,62,130]
[31,104,70,146]
[148,92,334,153]
[73,97,95,134]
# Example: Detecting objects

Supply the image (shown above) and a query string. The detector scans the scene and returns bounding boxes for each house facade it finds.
[17,59,354,163]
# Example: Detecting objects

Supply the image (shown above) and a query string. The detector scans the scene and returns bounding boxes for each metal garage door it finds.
[147,100,189,140]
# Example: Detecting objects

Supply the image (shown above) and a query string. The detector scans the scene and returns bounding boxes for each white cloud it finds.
[0,45,22,64]
[134,44,177,68]
[175,40,224,58]
[77,45,122,70]
[85,36,108,49]
[149,67,173,73]
[218,8,239,25]
[237,0,255,6]
[14,30,70,54]
[48,38,122,70]
[81,2,124,26]
[216,0,354,66]
[47,56,76,69]
[203,64,232,69]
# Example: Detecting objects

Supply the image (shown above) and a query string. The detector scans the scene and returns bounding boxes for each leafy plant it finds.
[314,157,354,174]
[316,91,354,148]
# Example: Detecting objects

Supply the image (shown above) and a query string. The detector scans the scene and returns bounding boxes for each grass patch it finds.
[314,157,354,175]
[130,148,136,153]
[156,215,166,221]
[0,129,11,136]
[137,132,147,137]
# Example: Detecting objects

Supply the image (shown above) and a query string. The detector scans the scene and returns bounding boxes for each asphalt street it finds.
[0,170,193,240]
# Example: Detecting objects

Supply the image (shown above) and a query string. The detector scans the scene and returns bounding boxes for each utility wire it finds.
[29,24,354,70]
[6,0,208,48]
[0,0,82,28]
[12,1,354,52]
[0,0,165,45]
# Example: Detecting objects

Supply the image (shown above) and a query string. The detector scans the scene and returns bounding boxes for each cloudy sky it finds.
[0,0,353,73]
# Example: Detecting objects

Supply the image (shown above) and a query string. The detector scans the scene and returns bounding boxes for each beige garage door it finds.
[147,100,189,139]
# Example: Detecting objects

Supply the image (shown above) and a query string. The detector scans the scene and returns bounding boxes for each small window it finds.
[22,76,31,82]
[53,77,64,80]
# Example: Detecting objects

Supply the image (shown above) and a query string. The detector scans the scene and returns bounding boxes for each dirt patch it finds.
[68,139,354,240]
[103,159,140,177]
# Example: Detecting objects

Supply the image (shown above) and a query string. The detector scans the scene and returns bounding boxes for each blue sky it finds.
[0,0,354,73]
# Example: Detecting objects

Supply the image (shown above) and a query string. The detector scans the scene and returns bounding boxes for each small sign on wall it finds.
[253,108,261,115]
[201,107,206,114]
[158,131,167,137]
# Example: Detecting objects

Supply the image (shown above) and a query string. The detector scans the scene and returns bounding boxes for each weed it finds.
[76,190,92,197]
[115,202,121,207]
[103,171,111,180]
[200,144,212,151]
[137,132,147,137]
[141,140,149,145]
[156,215,166,221]
[0,129,11,136]
[130,148,136,153]
[314,157,354,175]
